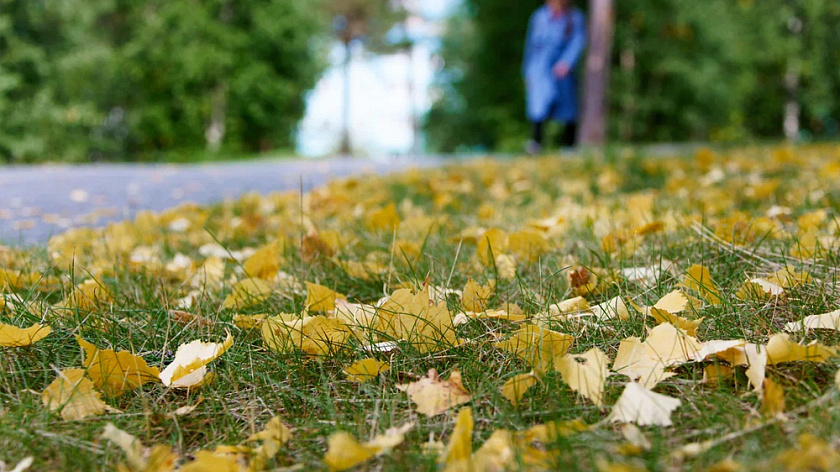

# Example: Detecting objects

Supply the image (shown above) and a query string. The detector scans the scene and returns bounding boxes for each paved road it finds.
[0,157,443,246]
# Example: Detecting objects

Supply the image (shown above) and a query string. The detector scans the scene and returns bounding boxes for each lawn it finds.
[3,145,840,471]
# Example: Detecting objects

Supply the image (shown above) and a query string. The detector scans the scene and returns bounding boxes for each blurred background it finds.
[1,0,839,163]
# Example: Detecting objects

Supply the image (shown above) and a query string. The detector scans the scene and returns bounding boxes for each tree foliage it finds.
[0,0,326,162]
[425,0,840,152]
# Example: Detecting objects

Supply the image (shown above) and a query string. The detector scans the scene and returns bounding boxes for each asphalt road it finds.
[0,156,443,246]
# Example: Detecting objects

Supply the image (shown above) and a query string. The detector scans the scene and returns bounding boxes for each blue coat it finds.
[523,6,586,123]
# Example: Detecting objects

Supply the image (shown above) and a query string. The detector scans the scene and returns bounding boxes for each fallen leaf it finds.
[643,323,703,366]
[556,348,609,406]
[680,265,722,305]
[494,324,574,375]
[78,337,161,397]
[761,378,785,418]
[305,282,346,312]
[612,337,675,390]
[159,332,233,388]
[500,371,539,407]
[323,422,413,471]
[344,358,390,383]
[262,315,350,356]
[223,278,272,310]
[397,369,472,416]
[0,323,51,347]
[460,279,492,312]
[591,296,630,321]
[376,287,458,353]
[443,407,473,466]
[785,309,840,332]
[765,333,835,364]
[607,382,681,426]
[42,369,113,420]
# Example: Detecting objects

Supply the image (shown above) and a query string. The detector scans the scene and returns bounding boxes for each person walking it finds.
[523,0,586,154]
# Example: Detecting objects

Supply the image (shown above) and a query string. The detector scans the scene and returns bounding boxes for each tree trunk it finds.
[578,0,615,146]
[339,40,352,155]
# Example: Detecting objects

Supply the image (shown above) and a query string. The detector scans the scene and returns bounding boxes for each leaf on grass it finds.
[78,337,161,397]
[323,422,413,471]
[243,241,284,280]
[305,282,346,312]
[501,371,539,407]
[735,278,785,301]
[703,364,733,387]
[548,296,590,316]
[775,434,840,471]
[245,416,292,470]
[159,332,233,388]
[101,423,178,472]
[591,296,630,321]
[761,378,785,418]
[168,310,214,328]
[366,202,400,232]
[556,348,609,406]
[680,265,722,305]
[612,336,675,390]
[42,368,114,420]
[494,324,574,375]
[785,309,840,332]
[223,278,272,310]
[453,309,527,326]
[460,279,493,312]
[765,333,835,364]
[344,358,389,383]
[58,279,112,311]
[397,369,472,416]
[443,407,473,466]
[648,308,704,337]
[607,382,681,427]
[644,323,703,366]
[232,313,271,330]
[716,343,767,391]
[376,287,458,353]
[0,323,51,347]
[262,315,350,356]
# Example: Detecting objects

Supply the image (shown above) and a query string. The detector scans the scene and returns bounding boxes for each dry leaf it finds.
[761,378,785,418]
[42,368,113,420]
[223,278,272,310]
[443,407,473,466]
[501,371,539,407]
[494,324,574,375]
[102,423,178,472]
[765,333,835,364]
[305,282,346,312]
[323,422,412,471]
[680,265,722,305]
[612,337,675,390]
[376,287,458,353]
[262,315,350,356]
[78,337,161,397]
[460,279,492,312]
[344,358,389,383]
[607,382,681,426]
[785,309,840,332]
[643,323,703,366]
[159,332,233,387]
[0,323,51,347]
[556,348,609,406]
[591,296,630,321]
[396,369,472,416]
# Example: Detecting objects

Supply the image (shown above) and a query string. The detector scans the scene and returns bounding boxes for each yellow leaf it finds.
[59,278,112,311]
[0,323,51,347]
[366,202,400,232]
[765,333,835,364]
[304,282,346,312]
[556,348,609,406]
[591,296,630,321]
[101,423,178,472]
[643,323,703,367]
[377,287,458,353]
[344,358,389,383]
[735,278,785,301]
[494,324,574,375]
[78,337,161,397]
[776,434,840,471]
[243,241,284,280]
[494,254,517,280]
[453,308,527,326]
[42,368,113,421]
[396,369,472,416]
[648,308,704,337]
[548,296,591,315]
[703,364,733,387]
[761,378,785,418]
[460,279,493,312]
[245,416,292,470]
[680,265,722,305]
[232,313,270,330]
[179,450,240,472]
[443,407,473,466]
[476,228,507,267]
[508,229,548,264]
[607,382,681,427]
[501,371,538,407]
[262,315,350,356]
[785,309,840,332]
[223,278,272,310]
[612,337,675,390]
[323,422,412,471]
[159,332,233,388]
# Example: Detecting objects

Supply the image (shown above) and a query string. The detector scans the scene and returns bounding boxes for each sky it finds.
[296,0,457,158]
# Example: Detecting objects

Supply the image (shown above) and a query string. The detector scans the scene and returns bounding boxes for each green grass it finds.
[3,144,840,471]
